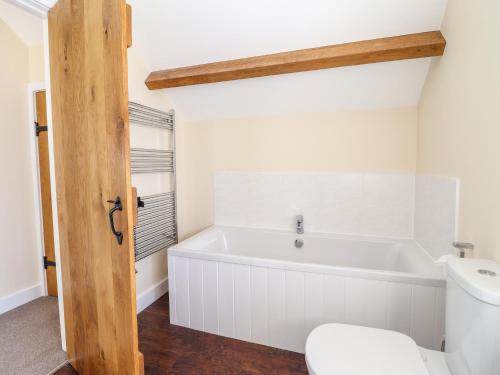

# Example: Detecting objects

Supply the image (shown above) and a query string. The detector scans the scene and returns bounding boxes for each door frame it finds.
[27,82,49,297]
[15,0,68,351]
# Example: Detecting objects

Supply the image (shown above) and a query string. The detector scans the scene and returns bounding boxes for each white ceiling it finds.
[0,0,43,45]
[36,0,449,121]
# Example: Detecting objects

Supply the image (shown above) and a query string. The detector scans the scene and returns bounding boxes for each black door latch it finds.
[107,196,124,245]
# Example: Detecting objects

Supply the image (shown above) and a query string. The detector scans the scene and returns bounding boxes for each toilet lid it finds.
[305,324,429,375]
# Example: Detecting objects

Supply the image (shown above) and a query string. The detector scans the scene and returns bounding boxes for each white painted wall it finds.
[0,18,42,309]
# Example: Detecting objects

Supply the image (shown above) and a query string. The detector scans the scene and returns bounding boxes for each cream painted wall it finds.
[0,19,41,298]
[417,0,500,261]
[176,107,417,239]
[127,47,172,297]
[29,44,45,82]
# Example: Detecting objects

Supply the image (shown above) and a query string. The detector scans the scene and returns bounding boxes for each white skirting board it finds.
[0,284,43,315]
[0,279,167,316]
[136,277,168,314]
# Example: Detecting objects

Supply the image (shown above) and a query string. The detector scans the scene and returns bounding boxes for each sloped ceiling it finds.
[38,0,449,121]
[0,0,43,45]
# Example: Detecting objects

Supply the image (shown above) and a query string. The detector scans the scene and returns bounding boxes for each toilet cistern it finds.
[296,215,304,234]
[452,241,474,258]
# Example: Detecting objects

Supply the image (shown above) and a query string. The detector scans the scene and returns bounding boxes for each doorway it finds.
[35,90,58,297]
[0,1,66,373]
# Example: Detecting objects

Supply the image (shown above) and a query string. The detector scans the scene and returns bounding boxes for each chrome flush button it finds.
[477,269,497,277]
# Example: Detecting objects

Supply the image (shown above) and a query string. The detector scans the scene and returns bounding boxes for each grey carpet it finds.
[0,297,67,375]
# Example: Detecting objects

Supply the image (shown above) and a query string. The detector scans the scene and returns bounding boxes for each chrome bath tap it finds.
[296,215,304,234]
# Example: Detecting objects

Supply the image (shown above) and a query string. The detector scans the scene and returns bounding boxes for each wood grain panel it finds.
[126,4,132,48]
[35,91,58,297]
[146,31,446,89]
[48,1,140,374]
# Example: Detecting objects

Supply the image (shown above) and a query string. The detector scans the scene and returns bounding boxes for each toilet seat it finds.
[305,324,431,375]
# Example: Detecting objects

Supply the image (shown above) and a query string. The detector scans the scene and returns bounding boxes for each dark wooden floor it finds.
[54,294,308,374]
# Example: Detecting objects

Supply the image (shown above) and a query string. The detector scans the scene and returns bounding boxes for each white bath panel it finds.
[188,259,204,331]
[386,282,412,335]
[285,271,306,353]
[411,285,440,349]
[251,267,269,345]
[203,261,219,334]
[168,255,446,353]
[217,262,234,338]
[233,264,252,341]
[173,256,190,327]
[323,274,345,324]
[267,268,287,350]
[305,273,324,336]
[167,256,176,324]
[345,277,387,329]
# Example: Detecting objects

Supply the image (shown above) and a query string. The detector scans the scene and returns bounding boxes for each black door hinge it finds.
[43,256,56,269]
[35,122,48,136]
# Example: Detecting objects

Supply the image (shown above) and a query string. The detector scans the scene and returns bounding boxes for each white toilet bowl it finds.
[305,324,450,375]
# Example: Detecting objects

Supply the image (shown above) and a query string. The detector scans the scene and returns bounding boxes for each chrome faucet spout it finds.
[296,215,304,234]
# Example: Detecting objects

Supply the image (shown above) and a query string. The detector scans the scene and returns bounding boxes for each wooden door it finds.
[35,90,58,297]
[48,1,141,374]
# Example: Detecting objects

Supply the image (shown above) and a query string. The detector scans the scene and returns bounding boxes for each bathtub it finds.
[168,226,446,353]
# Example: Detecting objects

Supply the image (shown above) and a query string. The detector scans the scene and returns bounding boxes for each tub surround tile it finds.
[414,175,459,260]
[214,172,458,259]
[214,173,415,238]
[359,174,415,238]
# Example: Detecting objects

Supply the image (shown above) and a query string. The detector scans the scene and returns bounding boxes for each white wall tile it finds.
[250,267,268,345]
[188,259,204,331]
[214,172,416,238]
[202,261,219,334]
[414,175,458,260]
[233,264,251,341]
[218,262,234,338]
[360,174,415,237]
[314,174,364,234]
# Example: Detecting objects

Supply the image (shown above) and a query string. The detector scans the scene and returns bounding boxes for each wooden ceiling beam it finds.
[145,31,446,90]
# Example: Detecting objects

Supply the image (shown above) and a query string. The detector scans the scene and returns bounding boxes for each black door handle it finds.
[107,196,123,245]
[137,196,145,208]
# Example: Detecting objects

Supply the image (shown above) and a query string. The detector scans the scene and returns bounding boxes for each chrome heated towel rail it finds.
[129,101,177,261]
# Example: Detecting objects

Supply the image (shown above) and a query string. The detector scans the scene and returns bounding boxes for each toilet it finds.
[305,257,500,375]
